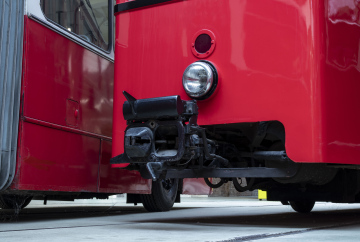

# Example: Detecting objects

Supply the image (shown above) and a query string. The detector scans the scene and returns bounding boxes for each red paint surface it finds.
[17,122,100,192]
[11,17,151,193]
[113,0,360,165]
[23,23,113,138]
[322,0,360,165]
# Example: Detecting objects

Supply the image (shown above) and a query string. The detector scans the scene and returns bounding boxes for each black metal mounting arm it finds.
[146,162,163,181]
[164,166,298,179]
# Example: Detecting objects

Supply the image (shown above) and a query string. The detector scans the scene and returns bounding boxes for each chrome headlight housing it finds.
[182,61,218,100]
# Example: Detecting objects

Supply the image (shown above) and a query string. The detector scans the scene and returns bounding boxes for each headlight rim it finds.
[182,60,218,100]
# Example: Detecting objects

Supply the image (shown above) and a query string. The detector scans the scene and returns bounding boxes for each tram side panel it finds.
[12,16,106,192]
[10,15,151,194]
[321,1,360,165]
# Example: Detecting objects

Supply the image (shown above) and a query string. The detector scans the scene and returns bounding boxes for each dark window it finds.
[40,0,110,51]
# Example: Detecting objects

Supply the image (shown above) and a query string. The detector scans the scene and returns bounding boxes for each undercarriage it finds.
[111,93,350,210]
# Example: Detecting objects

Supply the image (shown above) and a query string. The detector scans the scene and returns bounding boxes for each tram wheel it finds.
[141,178,179,212]
[289,200,315,213]
[0,194,32,210]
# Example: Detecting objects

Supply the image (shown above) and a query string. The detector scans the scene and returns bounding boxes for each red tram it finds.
[112,0,360,213]
[0,0,209,211]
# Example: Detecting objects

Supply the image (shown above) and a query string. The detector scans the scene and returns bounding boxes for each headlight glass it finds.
[182,61,217,99]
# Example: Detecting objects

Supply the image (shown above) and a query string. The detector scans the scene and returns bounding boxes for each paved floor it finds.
[2,196,360,241]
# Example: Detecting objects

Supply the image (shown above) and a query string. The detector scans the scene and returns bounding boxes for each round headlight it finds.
[182,61,218,100]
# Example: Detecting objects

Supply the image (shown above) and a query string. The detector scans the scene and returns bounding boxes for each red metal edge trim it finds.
[23,116,112,142]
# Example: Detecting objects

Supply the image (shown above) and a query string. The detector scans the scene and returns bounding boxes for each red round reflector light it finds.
[191,29,216,59]
[195,34,212,54]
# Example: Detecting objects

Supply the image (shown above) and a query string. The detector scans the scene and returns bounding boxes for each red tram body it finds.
[0,0,208,210]
[112,0,360,212]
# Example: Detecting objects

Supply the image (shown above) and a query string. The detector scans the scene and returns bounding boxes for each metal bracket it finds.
[164,166,297,179]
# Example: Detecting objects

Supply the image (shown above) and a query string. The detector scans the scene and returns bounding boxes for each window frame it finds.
[27,0,114,61]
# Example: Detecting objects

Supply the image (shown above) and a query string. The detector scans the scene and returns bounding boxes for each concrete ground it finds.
[1,196,360,241]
